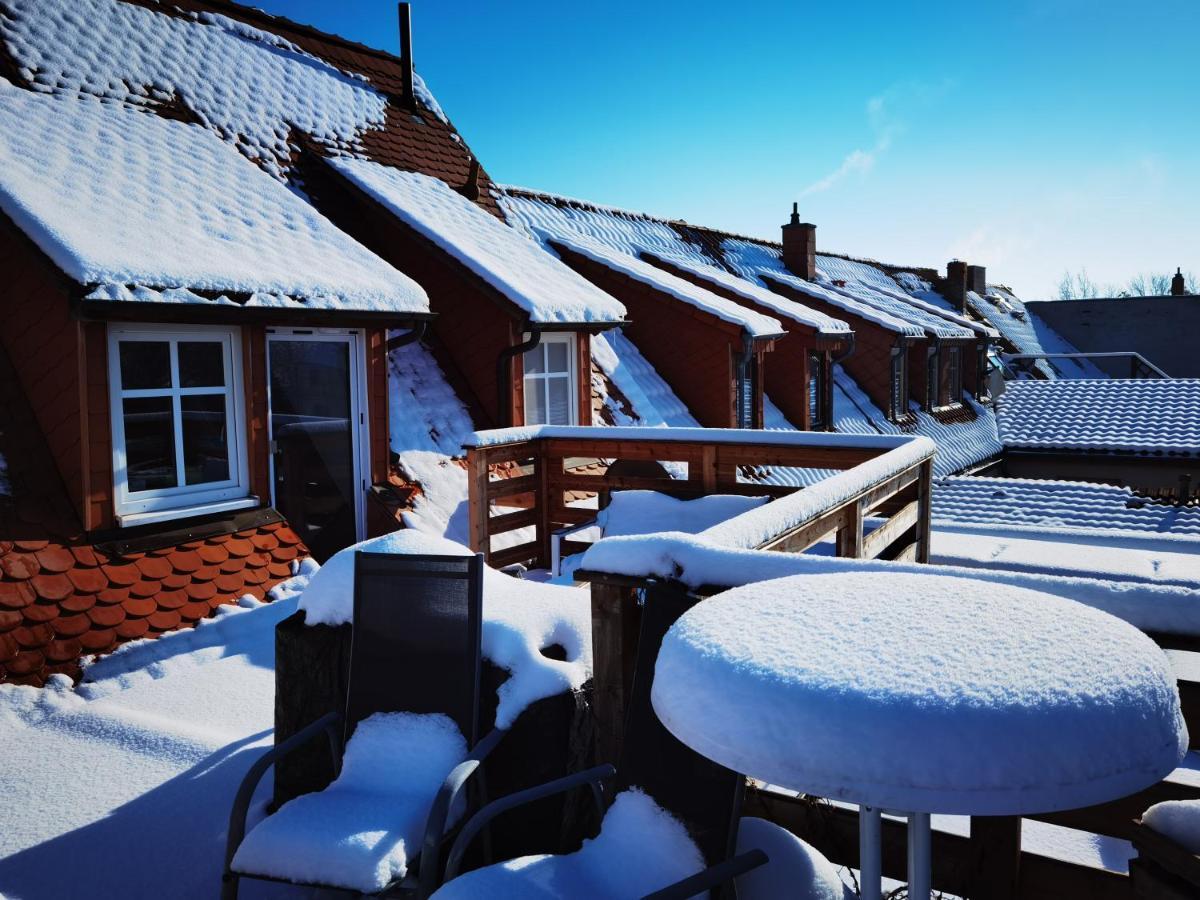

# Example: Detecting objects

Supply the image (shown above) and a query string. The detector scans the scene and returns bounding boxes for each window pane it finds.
[524,378,547,424]
[547,377,571,425]
[179,341,225,388]
[546,340,569,374]
[523,343,545,375]
[119,341,170,390]
[123,396,177,491]
[181,394,230,485]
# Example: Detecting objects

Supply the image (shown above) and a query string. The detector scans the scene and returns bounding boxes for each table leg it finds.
[859,805,882,900]
[907,811,932,900]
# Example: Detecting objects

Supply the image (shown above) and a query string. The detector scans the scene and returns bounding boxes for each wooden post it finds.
[915,459,933,563]
[536,440,552,569]
[467,447,489,561]
[836,499,864,558]
[589,581,641,766]
[969,816,1021,900]
[700,445,717,492]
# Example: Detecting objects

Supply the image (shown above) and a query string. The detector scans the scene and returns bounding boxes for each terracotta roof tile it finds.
[87,605,126,628]
[0,632,20,661]
[7,650,45,676]
[70,546,99,567]
[121,598,157,618]
[134,556,173,580]
[155,591,187,610]
[184,581,217,601]
[180,601,210,623]
[22,604,59,623]
[13,539,49,552]
[225,539,254,557]
[0,610,23,632]
[114,619,149,640]
[218,557,246,574]
[67,568,109,594]
[0,582,36,609]
[96,588,130,605]
[46,638,83,662]
[101,564,140,586]
[128,580,161,599]
[60,593,96,613]
[34,546,75,573]
[168,550,203,573]
[161,573,191,590]
[250,533,279,552]
[148,610,181,631]
[79,629,117,652]
[1,553,40,580]
[14,624,53,648]
[31,573,72,601]
[197,544,228,565]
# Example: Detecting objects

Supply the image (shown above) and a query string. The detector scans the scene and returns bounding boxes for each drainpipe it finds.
[497,326,541,427]
[735,333,755,428]
[385,321,426,353]
[397,3,416,112]
[832,332,855,366]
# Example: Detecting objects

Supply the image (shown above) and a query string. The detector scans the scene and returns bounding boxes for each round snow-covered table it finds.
[651,572,1187,900]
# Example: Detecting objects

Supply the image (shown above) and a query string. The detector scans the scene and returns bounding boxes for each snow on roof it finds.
[641,251,852,336]
[0,81,429,312]
[814,254,905,292]
[997,379,1200,456]
[824,278,976,339]
[0,0,435,179]
[592,331,700,428]
[652,570,1185,815]
[327,162,627,324]
[873,281,998,339]
[973,287,1104,379]
[540,229,784,337]
[759,270,926,337]
[934,476,1200,536]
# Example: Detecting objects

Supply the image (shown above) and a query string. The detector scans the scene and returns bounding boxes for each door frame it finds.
[265,327,370,546]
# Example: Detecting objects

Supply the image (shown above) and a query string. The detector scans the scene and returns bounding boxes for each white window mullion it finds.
[169,340,186,488]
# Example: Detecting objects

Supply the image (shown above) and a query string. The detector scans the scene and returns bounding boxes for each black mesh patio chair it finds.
[222,551,504,899]
[437,584,768,899]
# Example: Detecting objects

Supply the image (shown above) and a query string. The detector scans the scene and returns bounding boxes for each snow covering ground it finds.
[0,565,315,900]
[0,78,427,311]
[653,571,1186,815]
[326,162,626,324]
[0,0,443,178]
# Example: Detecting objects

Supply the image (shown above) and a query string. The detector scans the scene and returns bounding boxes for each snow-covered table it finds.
[651,571,1188,900]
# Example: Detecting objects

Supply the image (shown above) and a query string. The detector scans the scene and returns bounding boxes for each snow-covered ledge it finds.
[463,424,932,452]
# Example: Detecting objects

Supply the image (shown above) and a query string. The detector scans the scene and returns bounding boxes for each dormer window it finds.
[523,333,578,426]
[890,350,909,422]
[808,352,827,430]
[945,346,963,405]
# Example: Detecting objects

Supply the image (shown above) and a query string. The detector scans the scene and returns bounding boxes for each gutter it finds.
[385,320,427,353]
[497,325,542,427]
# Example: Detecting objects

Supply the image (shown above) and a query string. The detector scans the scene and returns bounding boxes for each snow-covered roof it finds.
[997,380,1200,456]
[758,270,925,337]
[974,287,1104,379]
[327,161,627,324]
[0,80,429,313]
[822,279,976,339]
[0,0,443,179]
[538,229,784,338]
[641,251,852,337]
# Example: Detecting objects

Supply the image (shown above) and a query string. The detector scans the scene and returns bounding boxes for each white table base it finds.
[858,806,931,900]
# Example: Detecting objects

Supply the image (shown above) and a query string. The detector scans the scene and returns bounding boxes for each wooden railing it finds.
[463,425,935,571]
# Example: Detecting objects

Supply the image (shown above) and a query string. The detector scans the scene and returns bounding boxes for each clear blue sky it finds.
[254,0,1198,299]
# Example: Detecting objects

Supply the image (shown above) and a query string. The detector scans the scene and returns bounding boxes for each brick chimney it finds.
[944,260,968,312]
[781,203,816,281]
[967,264,986,296]
[1172,267,1186,296]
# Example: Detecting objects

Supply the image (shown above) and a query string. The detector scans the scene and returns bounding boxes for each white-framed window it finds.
[108,324,251,523]
[522,332,578,426]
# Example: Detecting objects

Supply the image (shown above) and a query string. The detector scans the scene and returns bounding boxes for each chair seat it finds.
[734,817,849,900]
[432,790,705,899]
[232,712,467,894]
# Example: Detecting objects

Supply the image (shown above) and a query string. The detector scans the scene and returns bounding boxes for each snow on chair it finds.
[222,551,502,899]
[1131,800,1200,897]
[432,584,844,899]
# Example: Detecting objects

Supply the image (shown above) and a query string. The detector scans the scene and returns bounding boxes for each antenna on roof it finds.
[398,3,416,111]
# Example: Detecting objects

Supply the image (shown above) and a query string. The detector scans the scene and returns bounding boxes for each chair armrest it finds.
[443,763,617,883]
[417,727,510,896]
[223,711,342,877]
[640,849,769,900]
[551,518,599,576]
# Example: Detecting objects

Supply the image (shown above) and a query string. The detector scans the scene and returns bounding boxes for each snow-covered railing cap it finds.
[537,228,786,339]
[463,424,929,452]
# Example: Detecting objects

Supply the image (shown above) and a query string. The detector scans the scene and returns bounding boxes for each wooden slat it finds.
[884,538,919,563]
[549,472,706,494]
[1029,775,1200,842]
[485,473,538,499]
[488,540,541,569]
[862,499,919,559]
[716,445,880,470]
[972,816,1022,900]
[471,442,539,465]
[548,506,596,526]
[543,440,707,463]
[486,507,537,535]
[759,502,852,554]
[916,458,934,563]
[590,582,641,766]
[559,538,592,557]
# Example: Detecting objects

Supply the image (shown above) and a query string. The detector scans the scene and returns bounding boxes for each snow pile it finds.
[0,0,410,178]
[642,251,851,336]
[431,789,705,899]
[298,530,591,728]
[578,531,1200,636]
[997,379,1200,455]
[232,711,467,892]
[598,491,769,538]
[934,475,1200,535]
[591,331,699,428]
[653,571,1187,814]
[734,817,846,900]
[388,340,476,542]
[1142,800,1200,853]
[0,568,314,899]
[972,286,1103,379]
[326,163,627,324]
[0,80,427,311]
[538,229,784,337]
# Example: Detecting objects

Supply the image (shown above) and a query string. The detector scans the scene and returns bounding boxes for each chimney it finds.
[781,203,816,281]
[1172,267,1186,296]
[967,264,986,296]
[398,3,415,111]
[944,260,968,313]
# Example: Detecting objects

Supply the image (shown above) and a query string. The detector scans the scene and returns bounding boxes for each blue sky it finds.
[255,0,1198,299]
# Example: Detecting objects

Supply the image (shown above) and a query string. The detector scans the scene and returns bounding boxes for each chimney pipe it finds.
[398,3,415,111]
[459,157,480,201]
[1171,267,1186,296]
[944,260,969,313]
[781,203,816,281]
[966,264,986,296]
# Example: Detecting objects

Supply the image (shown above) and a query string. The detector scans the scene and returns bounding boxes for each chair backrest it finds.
[615,584,745,866]
[346,551,484,748]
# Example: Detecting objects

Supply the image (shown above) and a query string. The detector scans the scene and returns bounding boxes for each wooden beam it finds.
[970,816,1022,900]
[589,582,641,766]
[466,449,489,558]
[759,502,853,554]
[835,500,864,558]
[916,458,933,563]
[862,500,919,559]
[486,473,539,499]
[486,506,537,535]
[488,540,540,569]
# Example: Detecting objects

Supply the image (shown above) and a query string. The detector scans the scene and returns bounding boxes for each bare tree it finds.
[1127,273,1172,296]
[1057,269,1197,298]
[1056,269,1101,300]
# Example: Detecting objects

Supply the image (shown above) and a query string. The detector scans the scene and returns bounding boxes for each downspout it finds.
[735,332,755,428]
[385,320,427,353]
[497,325,541,428]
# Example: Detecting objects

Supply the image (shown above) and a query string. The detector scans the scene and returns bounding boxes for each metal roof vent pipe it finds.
[398,2,416,112]
[781,202,817,281]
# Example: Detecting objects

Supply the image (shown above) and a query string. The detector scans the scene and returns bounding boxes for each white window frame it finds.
[265,328,370,545]
[108,324,252,525]
[522,332,578,426]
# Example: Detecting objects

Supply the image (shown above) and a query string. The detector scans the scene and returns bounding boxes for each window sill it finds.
[116,496,260,529]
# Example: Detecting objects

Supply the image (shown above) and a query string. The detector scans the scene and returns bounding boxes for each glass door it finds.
[267,331,365,562]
